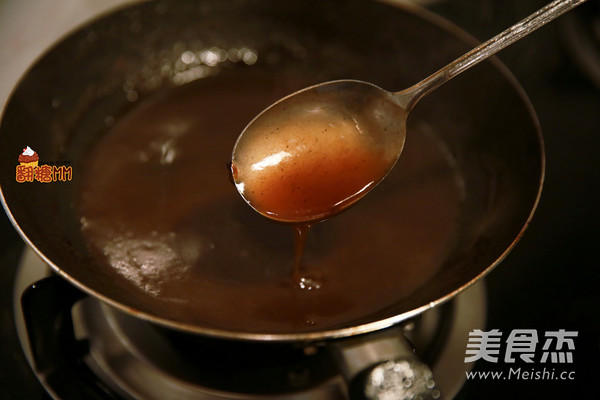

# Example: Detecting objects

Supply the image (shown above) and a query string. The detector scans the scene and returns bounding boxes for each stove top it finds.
[12,248,484,399]
[1,0,599,399]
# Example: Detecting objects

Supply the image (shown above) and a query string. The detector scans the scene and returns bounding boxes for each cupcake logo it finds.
[15,146,72,183]
[18,146,39,167]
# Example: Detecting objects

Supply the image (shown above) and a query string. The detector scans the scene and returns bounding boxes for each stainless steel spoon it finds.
[231,0,586,224]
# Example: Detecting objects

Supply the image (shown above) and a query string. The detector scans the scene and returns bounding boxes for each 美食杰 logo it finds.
[15,146,72,183]
[463,328,578,382]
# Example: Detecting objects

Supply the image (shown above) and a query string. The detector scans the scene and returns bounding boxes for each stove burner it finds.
[78,300,345,399]
[14,248,485,399]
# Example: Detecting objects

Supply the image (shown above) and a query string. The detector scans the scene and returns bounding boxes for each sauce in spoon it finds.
[230,83,406,223]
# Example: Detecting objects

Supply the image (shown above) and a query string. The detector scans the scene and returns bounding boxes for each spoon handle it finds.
[396,0,588,110]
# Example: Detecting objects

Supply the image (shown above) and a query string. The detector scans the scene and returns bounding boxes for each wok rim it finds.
[0,0,545,343]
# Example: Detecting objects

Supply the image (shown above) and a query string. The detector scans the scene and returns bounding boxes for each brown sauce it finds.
[292,223,320,290]
[76,71,464,334]
[230,106,392,223]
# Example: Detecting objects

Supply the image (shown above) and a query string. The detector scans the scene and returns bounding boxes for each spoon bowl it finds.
[231,80,407,223]
[231,0,586,223]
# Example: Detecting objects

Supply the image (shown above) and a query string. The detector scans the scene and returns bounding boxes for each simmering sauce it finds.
[76,71,464,334]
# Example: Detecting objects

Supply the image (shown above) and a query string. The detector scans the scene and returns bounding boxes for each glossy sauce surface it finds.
[231,97,398,223]
[76,72,464,334]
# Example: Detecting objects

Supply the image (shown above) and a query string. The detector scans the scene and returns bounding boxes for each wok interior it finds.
[0,0,542,338]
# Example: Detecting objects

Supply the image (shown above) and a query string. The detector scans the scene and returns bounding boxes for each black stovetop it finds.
[1,0,599,399]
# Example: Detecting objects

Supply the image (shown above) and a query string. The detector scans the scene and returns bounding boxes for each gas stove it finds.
[12,248,484,399]
[1,0,599,399]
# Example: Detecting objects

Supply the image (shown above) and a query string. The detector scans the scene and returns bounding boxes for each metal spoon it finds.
[231,0,586,224]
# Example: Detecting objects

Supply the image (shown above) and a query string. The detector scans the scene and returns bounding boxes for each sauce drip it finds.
[292,223,322,290]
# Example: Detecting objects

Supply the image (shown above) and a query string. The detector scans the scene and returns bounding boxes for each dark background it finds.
[1,0,599,399]
[429,0,600,398]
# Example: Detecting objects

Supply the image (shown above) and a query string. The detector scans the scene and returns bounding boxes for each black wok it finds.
[0,0,543,347]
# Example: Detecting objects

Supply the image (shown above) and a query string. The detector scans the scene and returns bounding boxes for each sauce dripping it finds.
[293,223,321,290]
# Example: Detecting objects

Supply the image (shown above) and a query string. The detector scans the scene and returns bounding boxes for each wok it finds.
[1,0,543,345]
